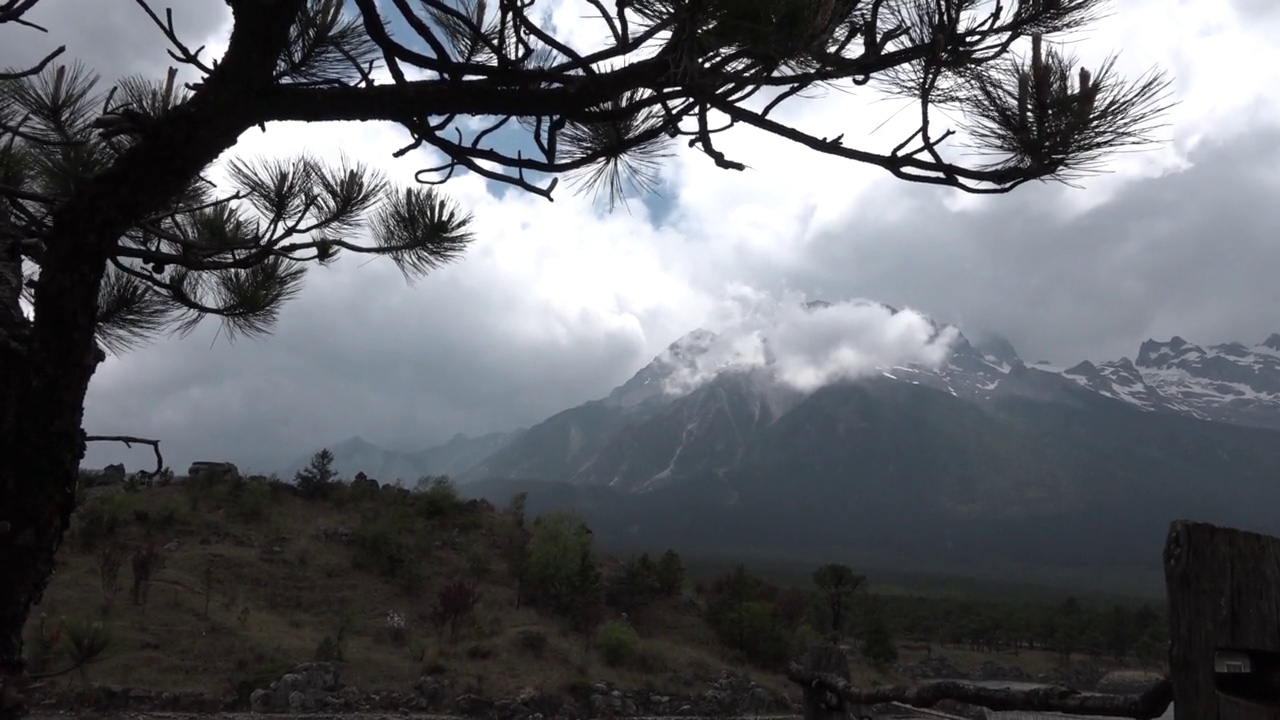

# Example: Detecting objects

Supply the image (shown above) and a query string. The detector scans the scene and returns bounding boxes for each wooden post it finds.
[801,644,855,720]
[1164,520,1280,720]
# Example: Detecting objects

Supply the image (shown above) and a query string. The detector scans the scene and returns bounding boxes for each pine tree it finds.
[294,448,339,499]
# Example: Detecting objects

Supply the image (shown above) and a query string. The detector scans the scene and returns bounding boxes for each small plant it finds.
[129,543,165,610]
[238,605,252,628]
[432,580,481,639]
[154,466,175,486]
[201,560,216,619]
[409,637,428,662]
[515,629,548,657]
[74,498,123,553]
[464,644,493,659]
[597,620,641,668]
[315,610,358,661]
[61,617,112,682]
[314,635,342,662]
[385,610,408,644]
[465,546,490,579]
[96,544,125,613]
[24,613,63,675]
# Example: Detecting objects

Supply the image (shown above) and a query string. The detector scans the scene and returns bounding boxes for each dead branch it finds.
[786,663,1174,719]
[84,434,164,478]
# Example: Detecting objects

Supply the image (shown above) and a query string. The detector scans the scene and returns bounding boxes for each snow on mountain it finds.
[611,303,1280,432]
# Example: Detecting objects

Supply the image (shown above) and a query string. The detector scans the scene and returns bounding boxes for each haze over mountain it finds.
[280,299,1280,593]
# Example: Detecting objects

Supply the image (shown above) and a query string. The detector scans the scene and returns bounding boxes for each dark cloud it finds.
[794,127,1280,364]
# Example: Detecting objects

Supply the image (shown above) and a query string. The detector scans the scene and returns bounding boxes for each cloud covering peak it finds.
[662,293,961,395]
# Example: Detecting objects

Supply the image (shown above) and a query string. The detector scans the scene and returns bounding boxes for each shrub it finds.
[74,498,124,553]
[227,480,272,522]
[515,628,548,657]
[61,616,112,681]
[412,475,461,519]
[597,621,641,668]
[314,635,342,662]
[465,644,493,659]
[862,615,899,670]
[433,580,481,638]
[352,517,416,580]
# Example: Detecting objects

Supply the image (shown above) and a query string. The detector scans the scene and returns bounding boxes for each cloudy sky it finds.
[6,0,1279,474]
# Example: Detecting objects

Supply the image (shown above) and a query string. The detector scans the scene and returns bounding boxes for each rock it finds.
[454,693,492,716]
[187,461,241,484]
[249,688,270,712]
[100,464,127,484]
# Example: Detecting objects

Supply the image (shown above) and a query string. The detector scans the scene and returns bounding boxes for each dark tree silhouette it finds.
[0,0,1172,713]
[813,562,864,641]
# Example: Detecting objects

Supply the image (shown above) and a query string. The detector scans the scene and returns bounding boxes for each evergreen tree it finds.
[294,448,339,499]
[655,549,686,597]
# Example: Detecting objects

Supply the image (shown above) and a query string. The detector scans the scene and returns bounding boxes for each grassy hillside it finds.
[24,473,793,700]
[24,469,1166,703]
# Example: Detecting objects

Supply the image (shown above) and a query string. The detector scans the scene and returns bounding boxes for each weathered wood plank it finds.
[801,645,853,720]
[1164,519,1280,720]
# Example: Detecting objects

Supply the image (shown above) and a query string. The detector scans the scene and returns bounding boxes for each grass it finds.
[26,480,800,700]
[26,476,1146,703]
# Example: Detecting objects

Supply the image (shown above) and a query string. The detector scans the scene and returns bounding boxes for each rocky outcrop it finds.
[37,663,798,718]
[187,461,241,484]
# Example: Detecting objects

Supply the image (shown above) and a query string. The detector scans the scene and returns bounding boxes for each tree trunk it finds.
[0,5,305,717]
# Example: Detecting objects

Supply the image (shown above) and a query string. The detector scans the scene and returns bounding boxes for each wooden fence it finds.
[788,519,1280,720]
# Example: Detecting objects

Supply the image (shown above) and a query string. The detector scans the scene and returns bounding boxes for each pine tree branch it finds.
[83,434,163,477]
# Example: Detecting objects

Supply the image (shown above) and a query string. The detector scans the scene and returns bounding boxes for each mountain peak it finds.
[1136,336,1200,368]
[1264,333,1280,351]
[973,333,1022,367]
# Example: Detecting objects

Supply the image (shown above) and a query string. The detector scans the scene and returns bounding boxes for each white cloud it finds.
[663,295,961,395]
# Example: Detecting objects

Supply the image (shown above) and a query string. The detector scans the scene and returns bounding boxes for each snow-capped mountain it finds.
[1047,334,1280,430]
[460,304,1280,584]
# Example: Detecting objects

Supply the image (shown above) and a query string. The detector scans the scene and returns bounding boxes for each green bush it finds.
[412,476,462,519]
[352,514,422,594]
[314,635,342,662]
[597,621,641,668]
[74,498,125,553]
[227,480,272,522]
[515,628,548,657]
